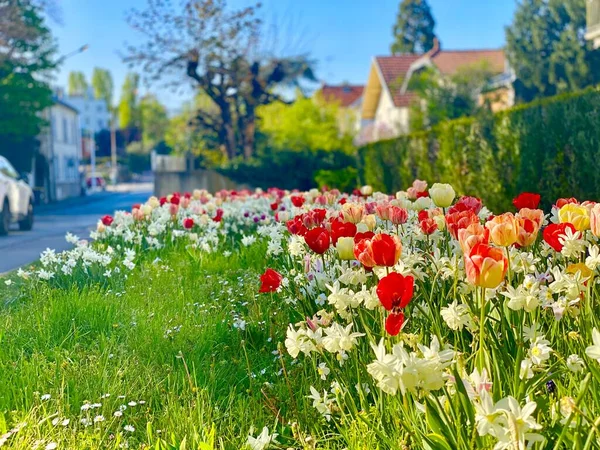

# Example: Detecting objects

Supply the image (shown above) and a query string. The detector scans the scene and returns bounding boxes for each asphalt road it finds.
[0,184,152,274]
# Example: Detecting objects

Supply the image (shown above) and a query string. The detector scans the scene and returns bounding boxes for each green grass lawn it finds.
[0,244,343,449]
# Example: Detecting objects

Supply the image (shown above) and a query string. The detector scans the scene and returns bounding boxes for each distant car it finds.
[86,174,106,190]
[0,156,34,235]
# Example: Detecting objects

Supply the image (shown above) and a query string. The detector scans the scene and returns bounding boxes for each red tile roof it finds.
[375,55,421,89]
[374,55,421,108]
[374,49,506,108]
[431,49,506,75]
[321,84,364,107]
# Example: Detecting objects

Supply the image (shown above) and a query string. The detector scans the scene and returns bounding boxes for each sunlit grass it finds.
[0,244,336,449]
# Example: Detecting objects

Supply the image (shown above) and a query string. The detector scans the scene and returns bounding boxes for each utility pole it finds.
[110,111,117,184]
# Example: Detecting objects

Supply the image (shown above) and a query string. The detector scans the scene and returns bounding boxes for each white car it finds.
[0,156,34,235]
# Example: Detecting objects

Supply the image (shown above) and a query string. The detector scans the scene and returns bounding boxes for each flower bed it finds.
[4,181,600,449]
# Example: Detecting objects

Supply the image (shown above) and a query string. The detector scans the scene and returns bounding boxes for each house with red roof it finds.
[358,39,514,144]
[317,83,364,134]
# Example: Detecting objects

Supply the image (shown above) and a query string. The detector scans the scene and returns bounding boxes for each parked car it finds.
[0,156,34,235]
[86,173,106,190]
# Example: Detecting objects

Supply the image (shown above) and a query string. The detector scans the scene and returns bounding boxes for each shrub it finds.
[314,167,358,193]
[358,87,600,211]
[219,149,356,191]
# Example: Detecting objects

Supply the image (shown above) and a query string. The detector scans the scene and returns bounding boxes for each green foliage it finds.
[408,61,495,131]
[0,0,56,173]
[314,167,358,193]
[67,71,88,96]
[127,151,151,174]
[118,72,140,129]
[358,87,600,212]
[506,0,600,101]
[140,94,169,149]
[257,95,355,154]
[391,0,436,54]
[220,149,356,191]
[91,67,114,109]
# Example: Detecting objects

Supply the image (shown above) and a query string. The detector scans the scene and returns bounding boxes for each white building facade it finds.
[64,88,111,134]
[37,98,82,201]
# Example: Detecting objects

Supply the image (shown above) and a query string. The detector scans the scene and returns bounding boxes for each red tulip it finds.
[291,195,305,208]
[376,272,414,311]
[385,312,405,336]
[183,218,194,229]
[448,196,483,215]
[555,198,578,209]
[259,268,283,293]
[420,217,438,235]
[445,210,479,239]
[212,208,224,222]
[270,202,278,211]
[370,234,402,267]
[389,206,408,225]
[543,222,576,252]
[330,219,357,245]
[170,195,180,205]
[513,192,541,210]
[101,215,113,226]
[304,227,331,254]
[354,238,377,267]
[354,231,375,244]
[286,217,308,236]
[159,196,168,206]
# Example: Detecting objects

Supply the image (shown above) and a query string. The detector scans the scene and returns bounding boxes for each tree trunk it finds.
[242,107,255,160]
[219,100,237,160]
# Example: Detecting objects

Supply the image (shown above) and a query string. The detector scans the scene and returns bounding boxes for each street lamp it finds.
[57,44,89,64]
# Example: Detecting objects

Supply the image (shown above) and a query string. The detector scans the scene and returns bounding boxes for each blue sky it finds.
[50,0,517,113]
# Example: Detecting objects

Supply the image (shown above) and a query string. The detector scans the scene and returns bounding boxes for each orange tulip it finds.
[517,208,544,229]
[458,223,490,255]
[464,243,508,289]
[516,217,540,247]
[485,213,518,247]
[590,204,600,237]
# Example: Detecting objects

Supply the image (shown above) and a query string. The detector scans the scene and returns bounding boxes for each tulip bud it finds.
[356,222,369,233]
[485,213,519,247]
[429,183,456,208]
[361,214,377,231]
[360,185,373,196]
[414,197,433,211]
[97,221,106,233]
[336,236,355,260]
[141,204,153,216]
[590,204,600,237]
[148,196,160,208]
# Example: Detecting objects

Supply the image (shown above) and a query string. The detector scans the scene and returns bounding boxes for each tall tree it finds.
[118,72,140,129]
[91,67,114,108]
[391,0,436,54]
[0,0,56,172]
[67,71,87,96]
[124,0,316,160]
[139,94,168,149]
[506,0,600,101]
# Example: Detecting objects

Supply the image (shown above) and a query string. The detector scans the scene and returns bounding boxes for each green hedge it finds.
[357,87,600,212]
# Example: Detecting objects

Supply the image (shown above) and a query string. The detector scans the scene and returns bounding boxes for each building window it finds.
[62,117,68,143]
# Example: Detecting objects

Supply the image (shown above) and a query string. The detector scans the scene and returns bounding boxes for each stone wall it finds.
[154,169,246,197]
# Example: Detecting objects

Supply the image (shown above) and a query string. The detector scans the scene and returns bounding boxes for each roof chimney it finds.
[427,37,441,57]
